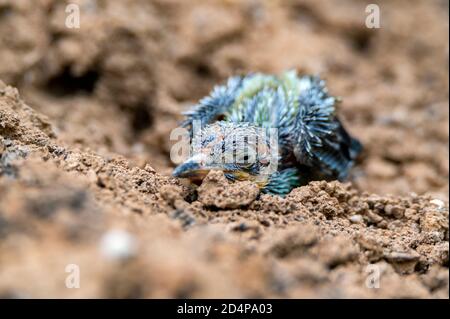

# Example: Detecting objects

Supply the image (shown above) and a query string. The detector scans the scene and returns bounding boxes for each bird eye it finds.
[236,149,256,167]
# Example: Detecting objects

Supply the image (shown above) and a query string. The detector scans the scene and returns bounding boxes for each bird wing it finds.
[182,73,282,135]
[293,76,362,180]
[181,76,243,136]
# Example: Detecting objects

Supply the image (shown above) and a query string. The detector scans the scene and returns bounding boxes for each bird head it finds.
[173,122,277,188]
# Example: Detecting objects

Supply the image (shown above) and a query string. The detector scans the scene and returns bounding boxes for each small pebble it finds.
[349,214,364,224]
[144,164,156,173]
[99,229,137,261]
[430,199,445,210]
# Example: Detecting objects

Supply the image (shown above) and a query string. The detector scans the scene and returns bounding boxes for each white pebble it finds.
[100,229,137,261]
[349,214,364,223]
[430,199,445,210]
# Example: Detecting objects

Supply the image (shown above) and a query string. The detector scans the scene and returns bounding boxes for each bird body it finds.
[173,70,362,195]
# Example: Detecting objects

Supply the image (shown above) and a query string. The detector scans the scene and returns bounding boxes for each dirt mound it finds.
[0,0,448,298]
[0,85,448,298]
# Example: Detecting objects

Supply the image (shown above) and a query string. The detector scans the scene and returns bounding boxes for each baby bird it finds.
[173,70,362,195]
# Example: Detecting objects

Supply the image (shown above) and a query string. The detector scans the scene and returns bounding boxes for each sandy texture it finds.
[0,0,448,298]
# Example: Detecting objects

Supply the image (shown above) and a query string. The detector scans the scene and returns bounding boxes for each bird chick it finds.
[173,70,362,195]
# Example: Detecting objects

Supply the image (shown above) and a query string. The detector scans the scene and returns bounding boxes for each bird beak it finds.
[173,154,214,182]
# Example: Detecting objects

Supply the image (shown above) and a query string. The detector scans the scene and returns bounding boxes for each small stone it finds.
[349,214,364,223]
[144,164,156,173]
[384,251,420,274]
[100,229,137,261]
[430,199,445,210]
[366,211,383,224]
[377,220,388,228]
[384,204,404,218]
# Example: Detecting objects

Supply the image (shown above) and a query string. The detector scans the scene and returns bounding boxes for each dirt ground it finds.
[0,0,448,298]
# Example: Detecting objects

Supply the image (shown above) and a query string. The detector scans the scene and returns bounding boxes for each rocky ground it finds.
[0,0,448,298]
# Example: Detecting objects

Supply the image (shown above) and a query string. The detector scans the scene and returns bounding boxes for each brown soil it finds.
[0,0,448,298]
